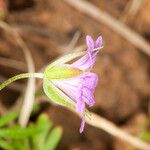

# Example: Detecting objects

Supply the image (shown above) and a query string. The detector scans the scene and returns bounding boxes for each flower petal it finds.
[87,50,99,70]
[86,35,94,52]
[71,51,98,71]
[52,72,98,108]
[70,53,89,70]
[81,72,98,107]
[80,116,85,133]
[95,36,102,48]
[76,96,85,112]
[82,87,95,107]
[71,36,102,71]
[82,72,98,92]
[52,76,82,102]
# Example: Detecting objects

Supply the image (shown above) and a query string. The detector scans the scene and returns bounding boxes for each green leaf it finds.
[21,138,30,150]
[32,104,41,115]
[0,139,13,150]
[0,113,63,150]
[44,127,63,150]
[0,112,18,127]
[43,78,75,109]
[31,114,53,150]
[0,125,40,139]
[11,138,30,150]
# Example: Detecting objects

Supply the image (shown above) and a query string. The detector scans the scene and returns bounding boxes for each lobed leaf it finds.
[0,112,18,127]
[0,139,13,150]
[44,126,63,150]
[31,114,53,150]
[0,125,41,139]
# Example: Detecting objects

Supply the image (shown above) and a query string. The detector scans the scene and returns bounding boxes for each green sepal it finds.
[43,77,75,109]
[44,66,81,80]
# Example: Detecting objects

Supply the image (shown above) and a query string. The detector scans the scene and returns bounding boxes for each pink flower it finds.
[51,35,102,133]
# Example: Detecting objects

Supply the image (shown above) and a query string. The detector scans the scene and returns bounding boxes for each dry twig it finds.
[64,31,81,51]
[64,0,150,56]
[84,112,150,150]
[0,56,26,71]
[121,0,146,22]
[36,96,150,150]
[0,21,35,127]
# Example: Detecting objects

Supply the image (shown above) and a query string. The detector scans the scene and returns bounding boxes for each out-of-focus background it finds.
[0,0,150,149]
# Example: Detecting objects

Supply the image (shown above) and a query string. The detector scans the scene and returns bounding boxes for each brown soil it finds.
[0,0,150,149]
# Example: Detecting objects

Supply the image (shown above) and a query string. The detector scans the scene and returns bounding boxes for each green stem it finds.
[0,73,43,91]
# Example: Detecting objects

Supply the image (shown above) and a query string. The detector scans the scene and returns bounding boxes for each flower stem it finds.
[0,73,43,91]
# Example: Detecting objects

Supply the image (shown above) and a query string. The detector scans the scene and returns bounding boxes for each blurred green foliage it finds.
[0,113,62,150]
[139,119,150,142]
[140,132,150,142]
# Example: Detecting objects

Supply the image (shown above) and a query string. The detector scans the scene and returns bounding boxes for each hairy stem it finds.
[0,73,43,91]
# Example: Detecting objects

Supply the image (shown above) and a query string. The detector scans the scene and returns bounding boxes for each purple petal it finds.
[71,36,102,71]
[76,83,85,112]
[71,53,89,70]
[71,51,98,71]
[86,35,94,52]
[82,72,98,92]
[80,116,85,133]
[80,72,98,107]
[87,51,99,69]
[76,97,85,112]
[51,77,82,102]
[82,87,95,107]
[95,36,102,48]
[52,72,98,108]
